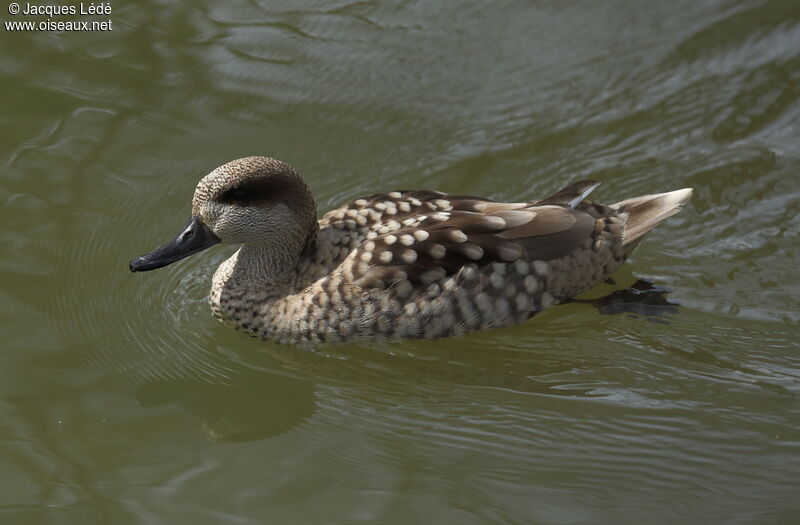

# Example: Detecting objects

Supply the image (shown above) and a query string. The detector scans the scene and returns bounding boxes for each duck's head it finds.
[130,156,317,272]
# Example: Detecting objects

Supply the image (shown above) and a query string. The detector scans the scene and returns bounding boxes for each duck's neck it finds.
[225,227,319,291]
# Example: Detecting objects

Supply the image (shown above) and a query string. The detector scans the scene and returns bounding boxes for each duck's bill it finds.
[129,216,220,272]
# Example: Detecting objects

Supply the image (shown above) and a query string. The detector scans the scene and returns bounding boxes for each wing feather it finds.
[344,196,598,291]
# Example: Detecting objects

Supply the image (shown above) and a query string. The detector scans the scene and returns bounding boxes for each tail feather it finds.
[536,180,601,209]
[612,188,693,246]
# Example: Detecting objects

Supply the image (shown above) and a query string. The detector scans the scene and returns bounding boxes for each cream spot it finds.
[413,230,429,241]
[514,260,529,274]
[355,215,367,225]
[432,212,450,221]
[401,249,417,263]
[354,199,368,206]
[385,235,397,245]
[379,251,393,264]
[476,292,491,313]
[404,303,418,315]
[485,215,506,228]
[388,191,402,199]
[385,204,397,215]
[497,209,536,228]
[398,202,411,212]
[456,289,478,323]
[422,267,446,284]
[524,275,539,293]
[358,208,371,216]
[450,229,467,243]
[516,293,530,311]
[374,202,387,211]
[540,291,554,309]
[367,231,378,239]
[364,241,376,251]
[462,244,484,260]
[395,279,413,297]
[386,220,401,230]
[429,244,446,259]
[533,260,550,276]
[409,197,422,206]
[498,244,522,261]
[495,298,510,316]
[346,209,358,218]
[434,199,451,209]
[399,234,415,246]
[461,264,478,280]
[360,251,373,263]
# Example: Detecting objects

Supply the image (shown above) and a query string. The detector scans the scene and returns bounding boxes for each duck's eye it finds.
[220,179,277,205]
[228,187,248,200]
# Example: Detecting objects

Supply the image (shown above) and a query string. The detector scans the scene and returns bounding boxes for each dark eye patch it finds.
[226,187,249,201]
[219,175,295,206]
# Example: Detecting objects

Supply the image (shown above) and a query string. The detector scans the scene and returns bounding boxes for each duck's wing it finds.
[348,204,597,290]
[319,190,516,231]
[534,179,601,209]
[320,180,601,232]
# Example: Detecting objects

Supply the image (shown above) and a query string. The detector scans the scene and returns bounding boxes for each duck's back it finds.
[256,182,657,345]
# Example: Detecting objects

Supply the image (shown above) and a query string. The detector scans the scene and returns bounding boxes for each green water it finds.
[2,1,799,523]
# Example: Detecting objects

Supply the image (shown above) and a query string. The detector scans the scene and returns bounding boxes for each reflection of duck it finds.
[136,364,314,443]
[130,157,691,345]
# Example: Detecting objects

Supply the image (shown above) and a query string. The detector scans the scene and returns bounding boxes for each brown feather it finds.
[536,179,600,208]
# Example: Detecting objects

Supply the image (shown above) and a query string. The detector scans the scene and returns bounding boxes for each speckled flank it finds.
[188,157,691,346]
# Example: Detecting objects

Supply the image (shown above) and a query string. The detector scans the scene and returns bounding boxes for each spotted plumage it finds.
[130,156,692,346]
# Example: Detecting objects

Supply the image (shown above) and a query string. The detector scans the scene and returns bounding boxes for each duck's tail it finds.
[612,188,693,247]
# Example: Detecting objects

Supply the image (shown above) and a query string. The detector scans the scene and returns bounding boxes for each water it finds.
[1,1,799,523]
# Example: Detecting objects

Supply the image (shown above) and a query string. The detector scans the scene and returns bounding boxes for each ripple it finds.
[47,174,238,392]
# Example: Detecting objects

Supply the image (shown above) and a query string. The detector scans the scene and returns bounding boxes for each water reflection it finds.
[136,363,314,443]
[574,279,681,318]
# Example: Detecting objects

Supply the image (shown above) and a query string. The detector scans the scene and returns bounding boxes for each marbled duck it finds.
[130,157,692,345]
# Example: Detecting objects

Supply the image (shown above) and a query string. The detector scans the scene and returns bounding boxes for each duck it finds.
[130,156,692,346]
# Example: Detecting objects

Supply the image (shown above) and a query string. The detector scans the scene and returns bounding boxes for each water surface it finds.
[1,1,799,523]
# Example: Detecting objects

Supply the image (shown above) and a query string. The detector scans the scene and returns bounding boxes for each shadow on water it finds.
[570,279,681,319]
[135,363,315,443]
